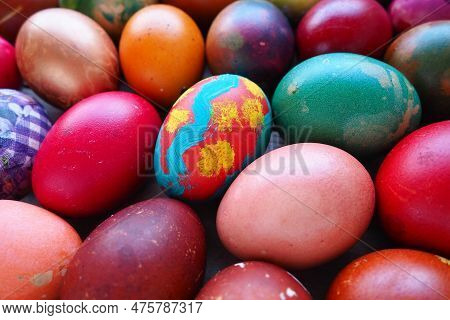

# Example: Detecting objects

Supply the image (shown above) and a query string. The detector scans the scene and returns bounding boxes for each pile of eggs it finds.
[0,0,449,300]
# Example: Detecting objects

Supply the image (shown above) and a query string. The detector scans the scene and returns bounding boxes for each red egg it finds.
[297,0,392,59]
[376,121,450,256]
[0,36,20,89]
[32,91,162,218]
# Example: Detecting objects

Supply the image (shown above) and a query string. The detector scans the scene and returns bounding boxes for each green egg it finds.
[272,53,422,156]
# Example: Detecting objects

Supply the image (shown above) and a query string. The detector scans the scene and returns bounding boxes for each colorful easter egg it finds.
[385,21,450,122]
[272,53,421,156]
[376,121,450,256]
[120,4,204,108]
[59,0,157,40]
[297,0,392,59]
[268,0,320,22]
[0,90,51,200]
[207,0,295,91]
[155,74,272,201]
[15,8,119,109]
[0,36,20,89]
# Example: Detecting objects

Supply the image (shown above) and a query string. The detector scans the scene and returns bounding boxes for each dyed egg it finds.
[15,8,119,109]
[120,4,204,108]
[328,249,450,299]
[59,0,157,40]
[32,92,162,217]
[272,53,421,156]
[268,0,320,22]
[206,0,295,91]
[0,36,20,89]
[297,0,392,59]
[217,143,375,269]
[0,89,51,199]
[196,261,311,300]
[0,200,81,300]
[385,21,450,121]
[376,121,450,256]
[61,198,206,299]
[155,74,272,201]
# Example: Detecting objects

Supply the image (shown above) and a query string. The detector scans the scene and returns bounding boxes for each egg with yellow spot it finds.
[154,74,272,201]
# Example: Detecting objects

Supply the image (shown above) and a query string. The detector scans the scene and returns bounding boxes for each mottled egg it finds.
[120,4,204,108]
[155,74,272,201]
[15,8,119,109]
[1,89,51,199]
[207,0,295,91]
[32,92,161,217]
[376,121,450,256]
[61,198,206,300]
[0,36,20,89]
[217,143,375,269]
[272,53,421,156]
[0,200,81,300]
[196,261,311,300]
[268,0,320,22]
[328,249,450,299]
[385,21,450,121]
[297,0,392,59]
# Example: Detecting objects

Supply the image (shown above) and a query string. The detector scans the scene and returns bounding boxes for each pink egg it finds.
[0,36,20,89]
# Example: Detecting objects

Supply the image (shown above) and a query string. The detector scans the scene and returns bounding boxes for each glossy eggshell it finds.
[206,0,295,91]
[217,143,375,269]
[327,249,450,299]
[196,261,311,300]
[0,200,81,300]
[297,0,392,59]
[120,5,204,108]
[15,8,119,109]
[61,198,206,300]
[32,91,162,218]
[376,121,450,256]
[268,0,320,22]
[155,74,272,201]
[385,21,450,122]
[272,53,422,156]
[0,36,20,89]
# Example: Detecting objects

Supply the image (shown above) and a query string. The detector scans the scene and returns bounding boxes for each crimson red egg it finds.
[0,36,20,89]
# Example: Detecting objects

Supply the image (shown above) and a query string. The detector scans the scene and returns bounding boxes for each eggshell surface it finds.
[268,0,320,22]
[0,36,20,89]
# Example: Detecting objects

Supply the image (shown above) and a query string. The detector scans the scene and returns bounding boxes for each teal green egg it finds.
[272,53,422,156]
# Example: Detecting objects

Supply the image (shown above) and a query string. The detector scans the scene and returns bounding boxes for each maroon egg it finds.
[196,261,311,300]
[297,0,393,59]
[0,36,20,89]
[61,198,206,300]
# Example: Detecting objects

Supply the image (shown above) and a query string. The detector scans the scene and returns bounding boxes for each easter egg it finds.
[154,74,272,201]
[0,36,20,89]
[61,198,206,299]
[268,0,320,22]
[32,91,162,218]
[376,121,450,256]
[15,8,119,109]
[120,4,204,108]
[196,261,311,300]
[217,143,375,269]
[0,200,81,300]
[59,0,158,40]
[297,0,392,59]
[385,21,450,122]
[328,249,450,299]
[272,53,422,156]
[206,0,295,91]
[1,89,51,200]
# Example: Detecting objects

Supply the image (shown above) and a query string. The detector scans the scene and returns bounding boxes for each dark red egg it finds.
[61,198,206,300]
[0,36,20,89]
[376,121,450,256]
[297,0,392,59]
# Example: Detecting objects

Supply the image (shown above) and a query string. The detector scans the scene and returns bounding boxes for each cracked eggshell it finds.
[0,200,81,300]
[61,198,206,300]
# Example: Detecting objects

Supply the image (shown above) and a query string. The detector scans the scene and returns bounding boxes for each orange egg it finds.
[0,200,81,300]
[119,4,204,108]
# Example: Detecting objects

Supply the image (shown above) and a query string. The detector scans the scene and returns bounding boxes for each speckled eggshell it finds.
[376,121,450,256]
[0,36,20,89]
[0,200,81,300]
[268,0,320,22]
[206,0,295,91]
[385,21,450,122]
[61,198,206,300]
[196,261,311,300]
[32,91,162,218]
[15,8,119,109]
[154,74,272,201]
[328,249,450,299]
[272,53,422,156]
[217,143,375,269]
